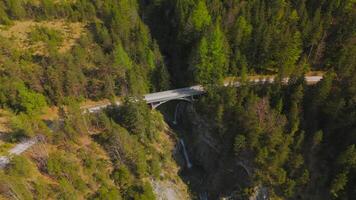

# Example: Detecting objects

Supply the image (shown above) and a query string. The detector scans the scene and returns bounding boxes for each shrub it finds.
[11,113,50,138]
[46,151,87,191]
[149,153,161,179]
[112,165,134,190]
[90,185,122,200]
[17,84,47,115]
[29,26,64,48]
[6,156,35,178]
[234,134,247,156]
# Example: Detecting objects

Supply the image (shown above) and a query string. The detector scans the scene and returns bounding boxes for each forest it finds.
[0,0,355,200]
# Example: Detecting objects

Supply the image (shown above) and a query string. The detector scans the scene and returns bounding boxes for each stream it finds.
[159,101,259,200]
[180,139,192,169]
[160,101,209,200]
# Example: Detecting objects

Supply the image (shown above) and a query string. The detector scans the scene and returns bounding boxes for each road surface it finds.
[0,75,323,168]
[0,137,38,168]
[144,85,205,104]
[87,75,323,112]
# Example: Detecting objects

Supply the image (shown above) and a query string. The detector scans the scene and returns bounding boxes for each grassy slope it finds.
[0,20,85,55]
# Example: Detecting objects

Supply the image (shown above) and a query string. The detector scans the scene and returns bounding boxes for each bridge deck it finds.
[144,76,322,104]
[86,75,323,112]
[144,85,204,104]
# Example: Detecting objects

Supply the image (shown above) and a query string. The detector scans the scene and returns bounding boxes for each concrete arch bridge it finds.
[86,75,323,112]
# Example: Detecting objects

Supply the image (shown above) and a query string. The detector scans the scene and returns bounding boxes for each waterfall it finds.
[180,139,192,169]
[173,102,180,125]
[199,192,208,200]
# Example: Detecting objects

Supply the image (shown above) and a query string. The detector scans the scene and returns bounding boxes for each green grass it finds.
[0,142,14,156]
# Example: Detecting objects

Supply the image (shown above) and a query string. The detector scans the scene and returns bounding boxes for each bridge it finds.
[87,75,323,112]
[144,85,205,108]
[0,75,323,168]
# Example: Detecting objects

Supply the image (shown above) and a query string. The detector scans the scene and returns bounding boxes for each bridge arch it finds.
[149,97,193,109]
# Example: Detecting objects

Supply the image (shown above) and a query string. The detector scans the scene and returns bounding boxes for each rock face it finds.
[176,104,252,199]
[0,156,10,168]
[246,186,269,200]
[151,180,190,200]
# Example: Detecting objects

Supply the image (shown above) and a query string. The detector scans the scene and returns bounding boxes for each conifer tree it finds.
[191,24,228,86]
[190,0,211,32]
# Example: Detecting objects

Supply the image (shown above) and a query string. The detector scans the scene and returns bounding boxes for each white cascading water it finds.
[180,139,192,169]
[172,102,180,125]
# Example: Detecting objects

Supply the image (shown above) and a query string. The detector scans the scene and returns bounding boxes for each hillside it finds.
[0,0,355,200]
[0,20,85,55]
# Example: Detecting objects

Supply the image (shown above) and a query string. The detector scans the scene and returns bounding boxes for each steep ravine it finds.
[159,102,252,200]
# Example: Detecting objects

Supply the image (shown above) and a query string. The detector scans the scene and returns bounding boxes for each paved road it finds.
[143,75,323,106]
[0,137,38,168]
[241,75,322,85]
[86,75,323,112]
[0,75,323,168]
[146,76,322,102]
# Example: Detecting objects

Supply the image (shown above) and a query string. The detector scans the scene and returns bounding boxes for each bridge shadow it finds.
[155,100,191,126]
